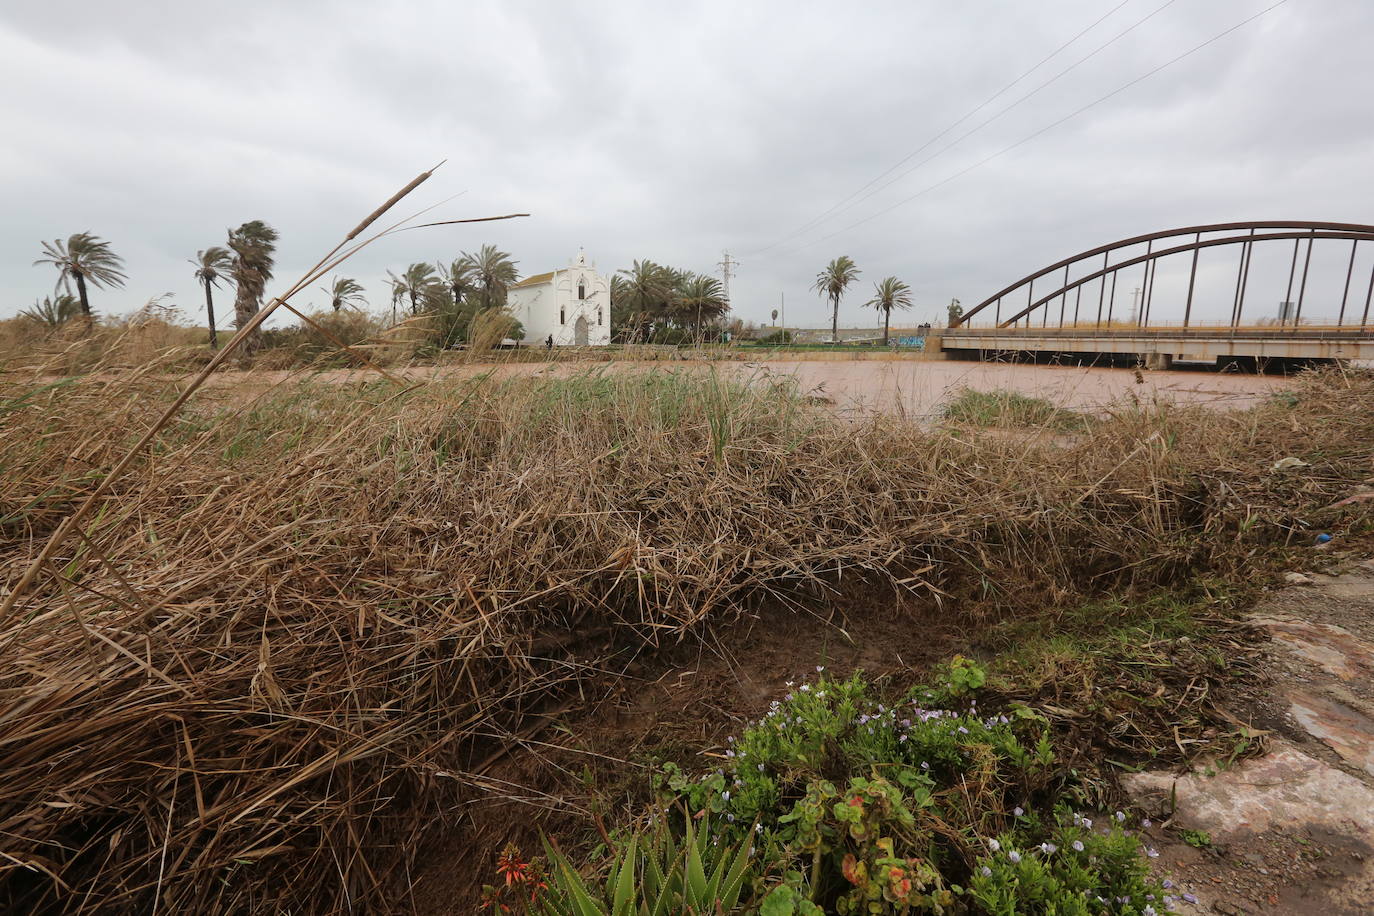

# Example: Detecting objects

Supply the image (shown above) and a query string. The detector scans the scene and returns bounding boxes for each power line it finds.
[790,0,1183,243]
[784,0,1293,255]
[747,0,1138,257]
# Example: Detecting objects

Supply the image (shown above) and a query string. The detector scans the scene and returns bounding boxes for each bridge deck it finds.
[936,325,1374,365]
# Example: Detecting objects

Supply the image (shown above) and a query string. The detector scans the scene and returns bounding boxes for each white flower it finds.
[799,684,811,692]
[980,866,992,877]
[1007,851,1021,864]
[988,839,1000,852]
[1071,840,1084,852]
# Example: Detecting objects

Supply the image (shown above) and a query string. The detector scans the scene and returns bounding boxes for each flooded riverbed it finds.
[203,358,1291,417]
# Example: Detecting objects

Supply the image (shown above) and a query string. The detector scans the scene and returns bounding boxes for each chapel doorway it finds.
[574,315,589,346]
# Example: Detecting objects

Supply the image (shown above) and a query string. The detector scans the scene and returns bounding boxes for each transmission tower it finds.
[718,250,739,306]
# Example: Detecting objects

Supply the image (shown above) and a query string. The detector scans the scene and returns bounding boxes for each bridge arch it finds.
[955,221,1374,330]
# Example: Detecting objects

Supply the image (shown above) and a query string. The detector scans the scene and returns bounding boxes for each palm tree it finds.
[34,232,127,323]
[865,276,914,346]
[227,220,279,353]
[439,258,477,307]
[321,276,366,312]
[461,244,519,308]
[387,277,406,325]
[19,294,82,329]
[615,260,673,342]
[673,274,729,340]
[191,246,234,349]
[813,255,861,343]
[386,263,440,316]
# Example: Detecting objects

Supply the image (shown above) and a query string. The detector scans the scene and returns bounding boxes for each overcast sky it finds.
[3,0,1372,330]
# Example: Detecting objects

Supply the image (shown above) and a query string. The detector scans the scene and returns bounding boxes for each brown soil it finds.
[405,589,969,914]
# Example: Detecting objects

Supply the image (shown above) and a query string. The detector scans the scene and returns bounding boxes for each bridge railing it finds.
[954,221,1374,331]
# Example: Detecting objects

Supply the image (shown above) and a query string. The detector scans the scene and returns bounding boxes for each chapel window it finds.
[577,280,586,300]
[560,306,566,325]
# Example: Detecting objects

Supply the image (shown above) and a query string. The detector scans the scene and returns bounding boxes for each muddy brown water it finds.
[200,359,1290,416]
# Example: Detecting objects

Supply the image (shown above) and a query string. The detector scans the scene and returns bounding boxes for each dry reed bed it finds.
[0,365,1370,913]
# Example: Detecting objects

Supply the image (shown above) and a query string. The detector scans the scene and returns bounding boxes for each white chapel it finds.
[507,250,611,346]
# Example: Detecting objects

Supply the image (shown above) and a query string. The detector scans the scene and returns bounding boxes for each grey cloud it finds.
[2,0,1372,331]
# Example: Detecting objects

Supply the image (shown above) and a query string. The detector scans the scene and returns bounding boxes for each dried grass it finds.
[0,363,1371,912]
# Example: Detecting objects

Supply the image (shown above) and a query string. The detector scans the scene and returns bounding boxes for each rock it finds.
[1289,691,1374,777]
[1122,740,1374,840]
[1251,614,1374,680]
[1284,572,1315,585]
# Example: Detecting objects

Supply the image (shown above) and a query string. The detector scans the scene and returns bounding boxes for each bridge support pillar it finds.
[1141,352,1173,371]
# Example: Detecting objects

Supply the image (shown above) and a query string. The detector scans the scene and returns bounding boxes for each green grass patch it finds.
[941,388,1090,431]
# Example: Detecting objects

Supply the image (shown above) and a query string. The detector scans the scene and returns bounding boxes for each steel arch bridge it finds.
[953,221,1374,331]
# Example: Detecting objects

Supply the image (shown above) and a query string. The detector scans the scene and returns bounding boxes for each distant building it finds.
[507,250,611,346]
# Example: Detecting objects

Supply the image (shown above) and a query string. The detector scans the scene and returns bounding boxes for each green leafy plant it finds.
[969,815,1167,916]
[652,669,1169,914]
[539,814,759,915]
[1179,829,1211,849]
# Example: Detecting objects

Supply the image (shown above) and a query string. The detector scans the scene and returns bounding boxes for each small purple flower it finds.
[1182,892,1198,904]
[1146,847,1159,858]
[816,665,824,672]
[920,761,929,770]
[1162,879,1173,889]
[1071,840,1084,852]
[757,763,765,772]
[1080,817,1093,828]
[1142,818,1153,828]
[1013,806,1024,817]
[1115,810,1126,823]
[1040,842,1057,854]
[988,839,1000,852]
[980,865,992,877]
[1007,851,1021,864]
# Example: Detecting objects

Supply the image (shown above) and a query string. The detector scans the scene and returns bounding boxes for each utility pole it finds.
[1128,287,1141,325]
[780,291,786,338]
[718,250,738,307]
